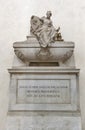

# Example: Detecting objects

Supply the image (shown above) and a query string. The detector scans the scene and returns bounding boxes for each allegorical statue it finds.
[30,11,63,48]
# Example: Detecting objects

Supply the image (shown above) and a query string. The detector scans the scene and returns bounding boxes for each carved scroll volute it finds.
[14,50,29,66]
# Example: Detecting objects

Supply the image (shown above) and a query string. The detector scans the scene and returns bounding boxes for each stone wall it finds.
[0,0,85,129]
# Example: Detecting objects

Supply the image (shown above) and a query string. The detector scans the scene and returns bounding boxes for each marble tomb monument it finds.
[6,11,82,130]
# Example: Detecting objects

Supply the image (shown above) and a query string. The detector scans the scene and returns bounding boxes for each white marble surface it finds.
[8,68,79,111]
[0,0,85,129]
[6,67,82,130]
[13,41,75,67]
[5,67,82,130]
[6,115,82,130]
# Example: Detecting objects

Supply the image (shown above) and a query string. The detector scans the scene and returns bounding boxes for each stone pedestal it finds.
[5,39,82,130]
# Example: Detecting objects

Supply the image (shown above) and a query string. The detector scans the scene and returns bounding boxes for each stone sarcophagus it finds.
[13,36,74,67]
[5,11,82,130]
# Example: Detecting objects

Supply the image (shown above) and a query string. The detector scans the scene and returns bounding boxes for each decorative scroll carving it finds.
[14,48,73,65]
[55,50,73,63]
[36,48,73,62]
[14,50,29,66]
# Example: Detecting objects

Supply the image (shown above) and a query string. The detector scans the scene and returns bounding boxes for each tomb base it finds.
[6,67,82,130]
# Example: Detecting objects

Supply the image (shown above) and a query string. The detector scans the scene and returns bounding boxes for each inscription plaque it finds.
[9,73,78,111]
[17,79,70,104]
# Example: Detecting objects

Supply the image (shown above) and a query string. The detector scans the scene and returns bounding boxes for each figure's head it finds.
[46,11,52,18]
